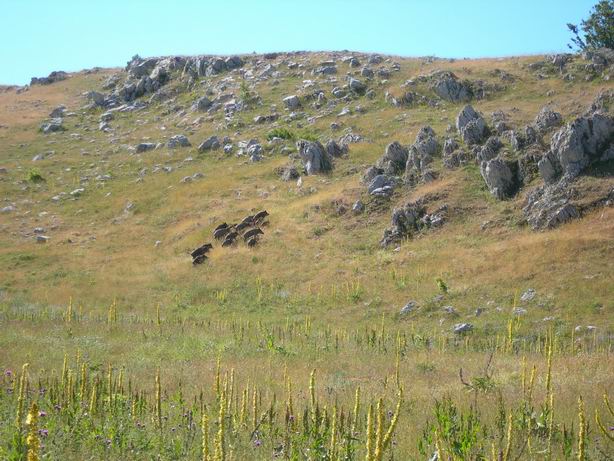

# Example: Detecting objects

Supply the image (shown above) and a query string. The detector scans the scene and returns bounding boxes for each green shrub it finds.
[266,128,295,141]
[27,169,45,183]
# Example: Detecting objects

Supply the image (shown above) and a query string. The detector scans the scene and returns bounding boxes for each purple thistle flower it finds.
[4,370,12,377]
[38,429,49,437]
[39,410,47,417]
[254,439,262,447]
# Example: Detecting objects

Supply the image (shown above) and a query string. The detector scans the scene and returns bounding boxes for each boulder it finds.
[314,65,337,75]
[376,142,409,175]
[456,104,481,132]
[443,149,470,169]
[443,138,459,155]
[126,56,159,79]
[30,71,68,85]
[296,140,333,175]
[40,118,64,134]
[431,71,471,102]
[100,111,114,122]
[456,105,487,145]
[278,165,300,181]
[407,126,439,172]
[193,96,212,112]
[480,157,520,199]
[400,301,417,315]
[348,77,367,94]
[461,118,488,145]
[379,200,448,246]
[511,126,539,151]
[136,142,157,153]
[325,139,348,158]
[167,135,191,148]
[368,174,395,195]
[247,143,263,162]
[453,323,473,334]
[539,113,614,183]
[534,107,563,133]
[198,136,220,152]
[348,57,361,67]
[49,105,66,118]
[523,178,581,230]
[476,136,503,162]
[224,56,244,70]
[361,67,374,78]
[283,95,300,110]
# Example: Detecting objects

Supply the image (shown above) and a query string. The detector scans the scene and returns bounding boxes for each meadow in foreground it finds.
[1,299,612,460]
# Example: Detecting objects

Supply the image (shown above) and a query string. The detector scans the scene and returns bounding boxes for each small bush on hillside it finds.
[266,128,294,141]
[27,169,45,183]
[297,129,319,142]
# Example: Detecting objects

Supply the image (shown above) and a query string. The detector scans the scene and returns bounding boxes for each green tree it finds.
[567,0,614,50]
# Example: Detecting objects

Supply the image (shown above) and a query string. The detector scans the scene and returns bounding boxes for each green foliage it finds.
[435,277,448,294]
[419,398,485,459]
[239,81,258,107]
[567,0,614,50]
[266,127,295,141]
[26,169,45,183]
[313,226,326,237]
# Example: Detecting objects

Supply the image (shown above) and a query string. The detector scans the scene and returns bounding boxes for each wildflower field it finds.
[1,298,612,460]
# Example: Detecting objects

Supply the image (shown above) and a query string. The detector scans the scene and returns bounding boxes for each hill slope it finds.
[0,50,613,460]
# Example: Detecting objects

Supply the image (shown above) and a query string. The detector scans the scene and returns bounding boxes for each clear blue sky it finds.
[0,0,598,85]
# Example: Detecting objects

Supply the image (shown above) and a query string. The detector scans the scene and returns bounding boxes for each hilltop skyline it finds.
[1,0,597,84]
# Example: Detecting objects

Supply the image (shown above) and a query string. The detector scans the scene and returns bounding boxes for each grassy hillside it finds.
[0,51,612,459]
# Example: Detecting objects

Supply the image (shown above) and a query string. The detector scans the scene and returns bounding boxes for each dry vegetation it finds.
[0,51,612,459]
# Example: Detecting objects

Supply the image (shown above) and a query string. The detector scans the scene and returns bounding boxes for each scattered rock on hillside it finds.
[520,288,536,302]
[167,134,191,148]
[136,142,157,153]
[454,323,473,334]
[406,126,439,176]
[430,71,471,102]
[480,157,520,199]
[348,77,367,94]
[368,174,396,196]
[380,200,447,246]
[538,113,614,184]
[313,64,337,75]
[443,138,459,155]
[456,105,488,145]
[522,177,582,229]
[534,106,563,134]
[297,140,333,175]
[476,136,503,162]
[283,95,300,110]
[40,118,65,134]
[400,301,417,315]
[198,136,220,152]
[49,105,66,118]
[325,139,348,158]
[510,126,539,151]
[376,142,408,175]
[31,71,68,85]
[192,96,212,112]
[277,165,300,181]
